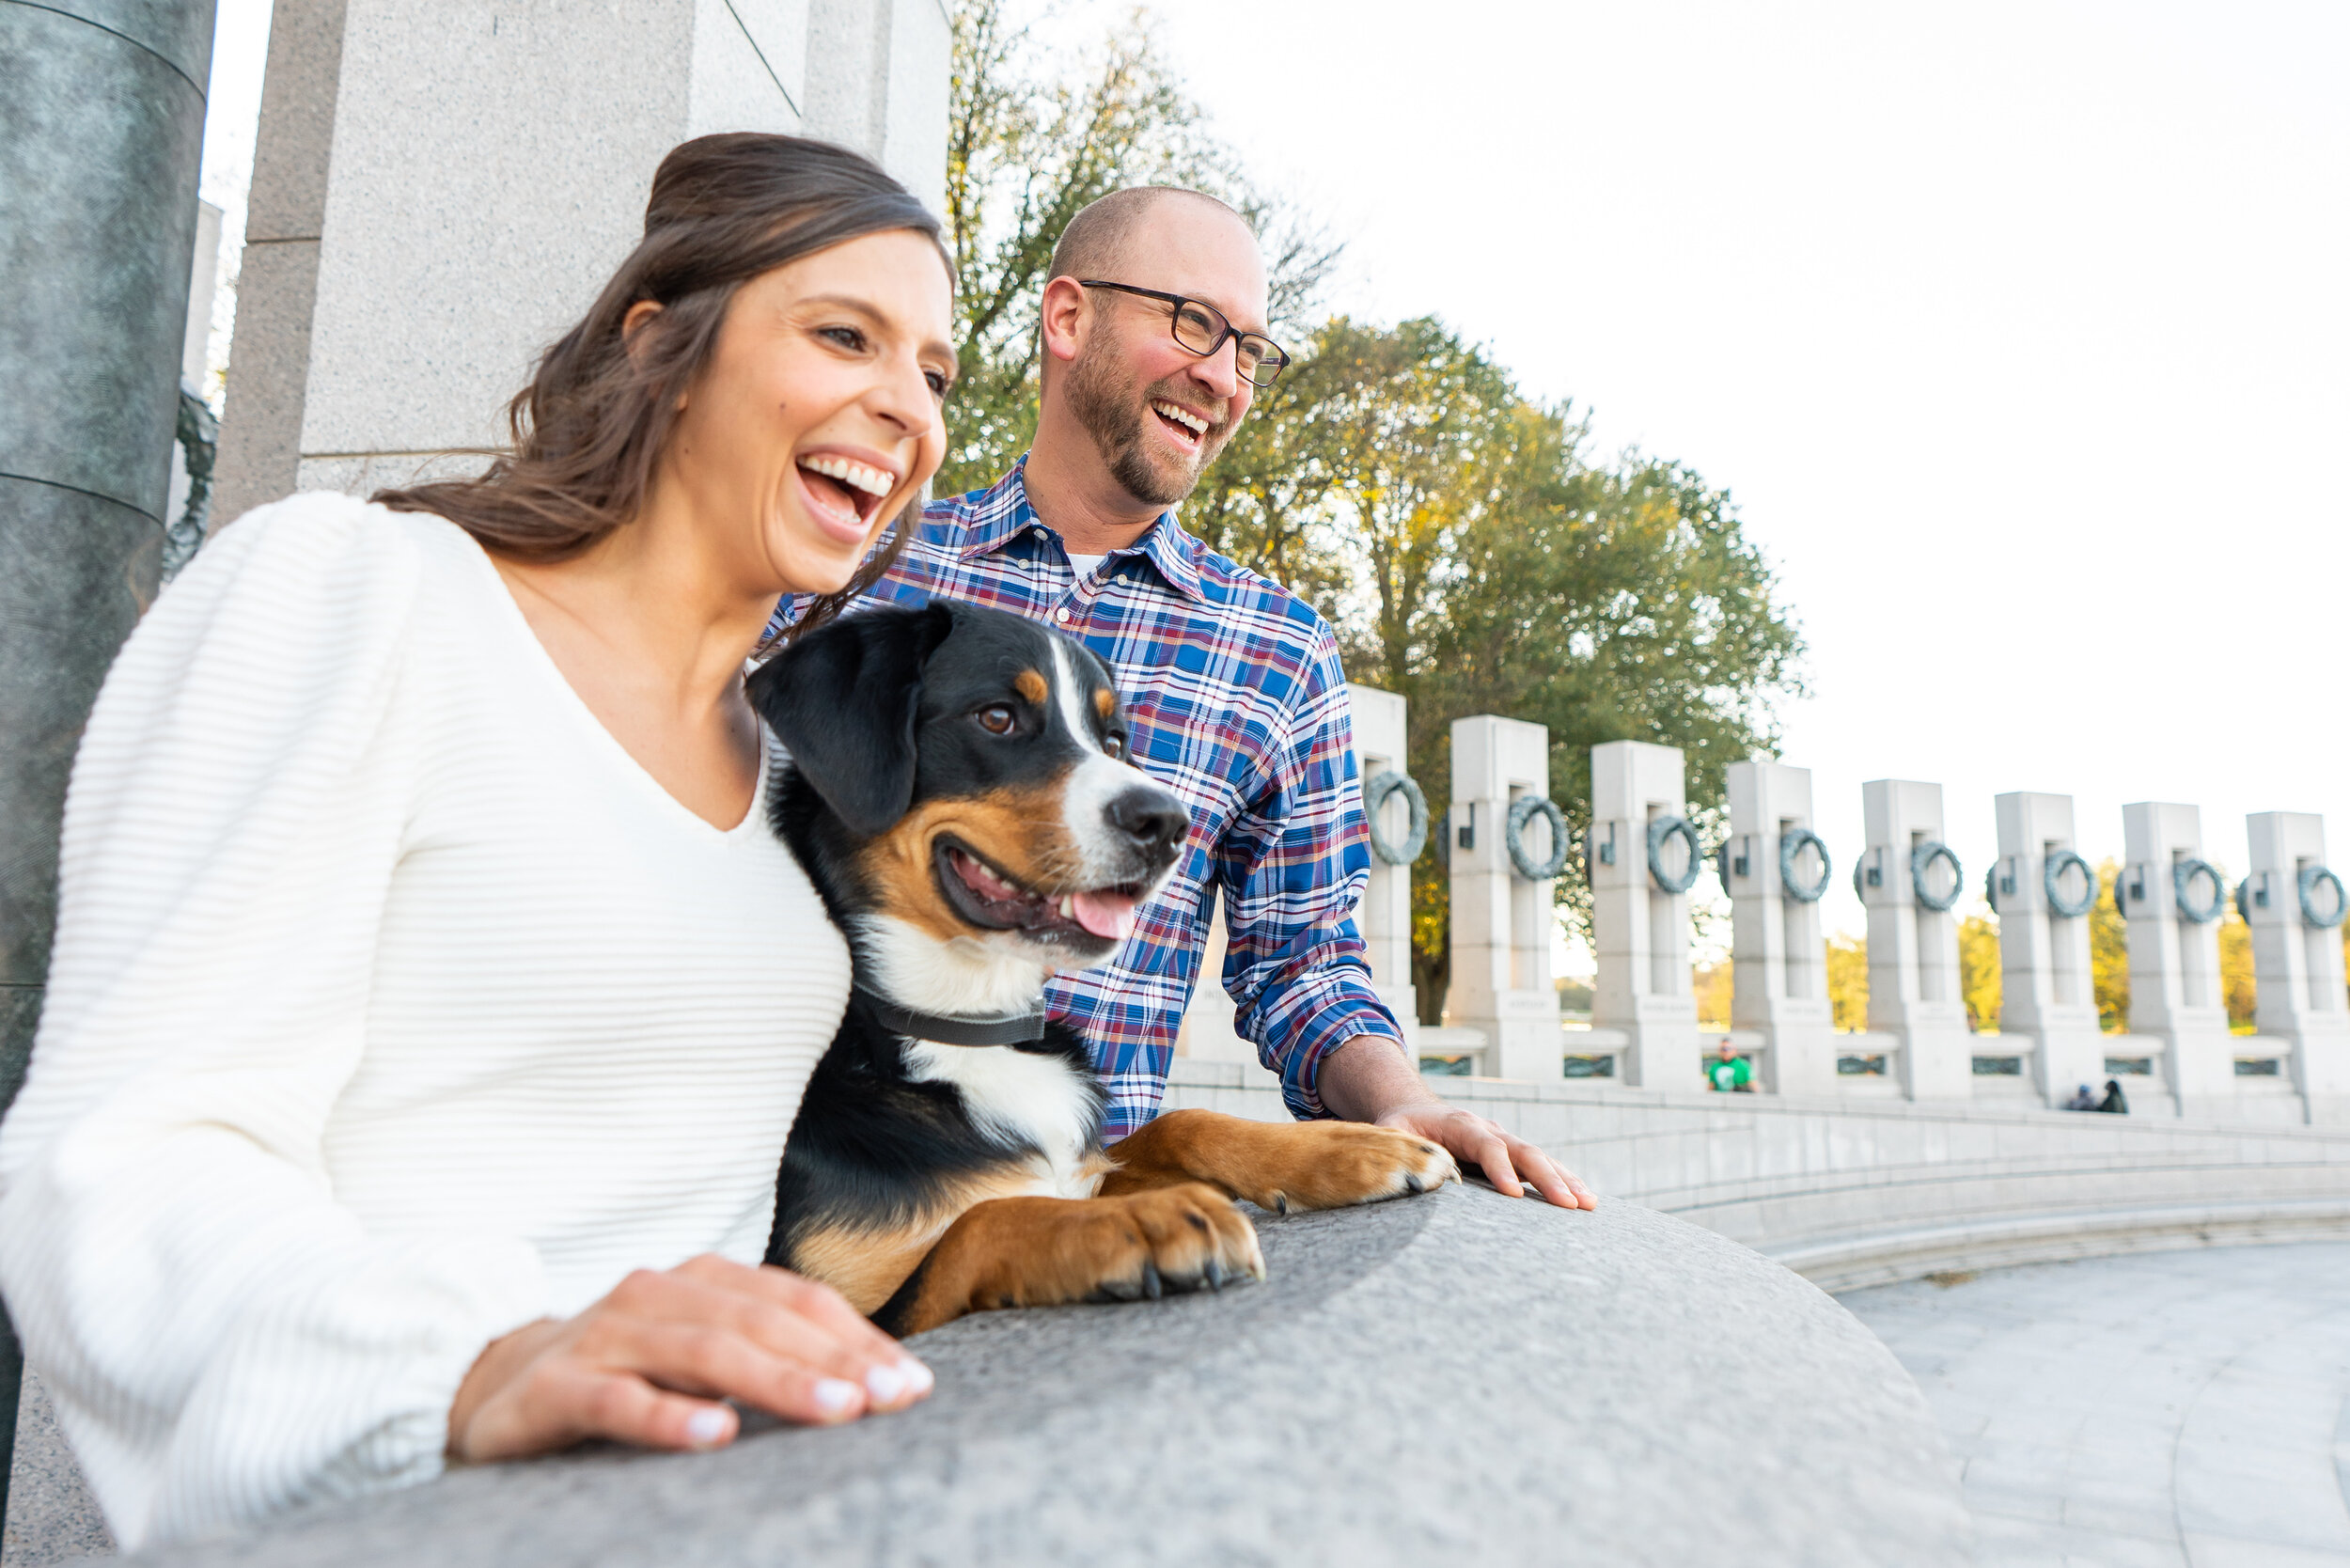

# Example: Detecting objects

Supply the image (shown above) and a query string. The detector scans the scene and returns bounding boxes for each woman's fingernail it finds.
[866,1363,907,1403]
[685,1407,732,1447]
[901,1358,934,1395]
[813,1377,861,1416]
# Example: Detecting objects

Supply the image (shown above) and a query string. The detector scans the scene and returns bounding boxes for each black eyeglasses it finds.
[1078,281,1290,386]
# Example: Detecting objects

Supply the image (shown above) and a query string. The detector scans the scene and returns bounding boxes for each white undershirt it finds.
[1065,550,1107,581]
[0,494,850,1548]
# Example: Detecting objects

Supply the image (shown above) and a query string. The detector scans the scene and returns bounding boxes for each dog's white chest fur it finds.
[901,1041,1101,1198]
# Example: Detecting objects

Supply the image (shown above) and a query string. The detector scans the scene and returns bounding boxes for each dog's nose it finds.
[1106,786,1187,854]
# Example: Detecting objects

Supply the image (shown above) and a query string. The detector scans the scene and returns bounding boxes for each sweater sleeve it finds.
[0,495,550,1549]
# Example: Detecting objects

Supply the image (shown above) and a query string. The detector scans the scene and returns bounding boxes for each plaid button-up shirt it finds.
[784,458,1404,1140]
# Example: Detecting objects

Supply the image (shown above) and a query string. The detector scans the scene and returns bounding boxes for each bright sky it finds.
[196,2,2346,954]
[194,0,274,400]
[1135,0,2350,950]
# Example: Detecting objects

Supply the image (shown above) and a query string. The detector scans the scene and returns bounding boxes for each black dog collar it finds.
[854,984,1049,1047]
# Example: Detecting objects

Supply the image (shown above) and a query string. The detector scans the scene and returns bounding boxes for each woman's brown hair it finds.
[376,133,946,638]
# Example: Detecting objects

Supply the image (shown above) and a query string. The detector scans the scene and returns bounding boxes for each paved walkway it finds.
[1842,1243,2350,1567]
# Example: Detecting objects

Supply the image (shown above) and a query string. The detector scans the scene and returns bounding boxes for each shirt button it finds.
[1055,607,1073,623]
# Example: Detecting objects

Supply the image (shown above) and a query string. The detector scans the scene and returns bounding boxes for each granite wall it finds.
[68,1190,1971,1567]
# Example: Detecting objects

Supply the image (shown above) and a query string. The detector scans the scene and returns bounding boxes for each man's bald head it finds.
[1047,187,1249,290]
[1030,185,1268,517]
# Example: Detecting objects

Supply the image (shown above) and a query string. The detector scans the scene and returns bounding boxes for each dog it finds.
[746,600,1458,1338]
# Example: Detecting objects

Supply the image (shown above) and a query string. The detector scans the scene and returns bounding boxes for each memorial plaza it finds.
[5,0,2346,1561]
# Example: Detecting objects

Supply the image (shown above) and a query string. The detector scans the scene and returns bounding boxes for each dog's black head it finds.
[749,602,1189,1004]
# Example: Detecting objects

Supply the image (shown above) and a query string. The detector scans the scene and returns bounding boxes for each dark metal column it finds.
[0,0,219,1521]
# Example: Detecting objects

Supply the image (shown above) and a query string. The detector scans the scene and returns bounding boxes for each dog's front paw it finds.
[885,1186,1266,1335]
[1237,1121,1461,1215]
[1079,1184,1267,1302]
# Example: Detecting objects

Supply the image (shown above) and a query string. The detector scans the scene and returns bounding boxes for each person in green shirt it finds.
[1705,1042,1755,1093]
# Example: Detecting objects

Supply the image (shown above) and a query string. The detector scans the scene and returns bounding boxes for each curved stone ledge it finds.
[1775,1198,2350,1293]
[1167,1062,2350,1291]
[133,1188,1966,1567]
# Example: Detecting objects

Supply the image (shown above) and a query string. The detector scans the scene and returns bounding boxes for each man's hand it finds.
[1315,1036,1597,1210]
[1371,1102,1595,1209]
[447,1254,932,1463]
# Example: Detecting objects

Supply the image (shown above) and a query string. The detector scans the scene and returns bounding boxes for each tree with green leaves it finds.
[1399,412,1807,1017]
[1178,352,1354,610]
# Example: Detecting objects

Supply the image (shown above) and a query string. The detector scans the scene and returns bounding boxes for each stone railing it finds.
[1275,687,2350,1123]
[1166,687,2350,1298]
[1167,1061,2350,1293]
[58,1189,1969,1566]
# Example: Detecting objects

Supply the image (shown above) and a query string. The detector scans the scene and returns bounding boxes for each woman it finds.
[0,133,956,1549]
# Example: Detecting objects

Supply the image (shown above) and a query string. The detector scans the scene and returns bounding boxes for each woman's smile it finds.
[792,445,904,548]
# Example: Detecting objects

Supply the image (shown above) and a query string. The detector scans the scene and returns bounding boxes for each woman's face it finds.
[657,228,956,598]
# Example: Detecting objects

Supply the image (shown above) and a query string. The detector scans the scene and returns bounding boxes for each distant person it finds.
[2097,1078,2131,1115]
[1705,1042,1755,1093]
[2065,1083,2099,1111]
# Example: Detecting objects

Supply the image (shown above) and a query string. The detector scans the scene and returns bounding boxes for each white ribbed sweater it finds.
[0,494,850,1548]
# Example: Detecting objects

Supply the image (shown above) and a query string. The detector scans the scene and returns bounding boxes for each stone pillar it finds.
[0,0,219,1522]
[2120,803,2235,1118]
[1346,683,1419,1053]
[1448,717,1559,1082]
[1859,780,1972,1100]
[213,0,951,519]
[1176,686,1420,1079]
[1724,760,1836,1095]
[1173,887,1258,1067]
[806,0,951,212]
[1992,792,2106,1108]
[2244,812,2350,1123]
[1590,742,1700,1090]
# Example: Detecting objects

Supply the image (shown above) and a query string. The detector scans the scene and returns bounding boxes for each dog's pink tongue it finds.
[1071,890,1140,941]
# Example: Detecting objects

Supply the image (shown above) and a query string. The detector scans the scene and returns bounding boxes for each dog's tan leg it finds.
[874,1184,1264,1337]
[1098,1108,1459,1215]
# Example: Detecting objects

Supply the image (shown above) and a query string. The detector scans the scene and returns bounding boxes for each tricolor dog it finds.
[748,601,1456,1337]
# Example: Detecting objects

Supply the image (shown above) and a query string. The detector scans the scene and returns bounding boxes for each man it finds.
[808,186,1592,1207]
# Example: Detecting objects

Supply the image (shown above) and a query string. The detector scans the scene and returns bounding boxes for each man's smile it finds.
[1148,398,1216,456]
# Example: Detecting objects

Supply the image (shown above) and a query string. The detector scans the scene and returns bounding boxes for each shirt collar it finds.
[958,455,1210,604]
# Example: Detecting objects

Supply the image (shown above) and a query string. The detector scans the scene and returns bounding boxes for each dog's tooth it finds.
[1058,895,1074,918]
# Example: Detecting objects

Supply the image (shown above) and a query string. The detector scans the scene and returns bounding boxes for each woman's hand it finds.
[446,1253,932,1462]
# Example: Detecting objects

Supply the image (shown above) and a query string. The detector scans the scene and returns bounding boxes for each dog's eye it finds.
[1103,733,1127,760]
[976,705,1016,735]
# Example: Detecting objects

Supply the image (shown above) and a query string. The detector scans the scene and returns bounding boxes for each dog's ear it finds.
[747,603,956,838]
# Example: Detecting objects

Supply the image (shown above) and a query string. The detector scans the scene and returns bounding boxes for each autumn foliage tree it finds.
[1957,914,2001,1032]
[1825,933,1868,1032]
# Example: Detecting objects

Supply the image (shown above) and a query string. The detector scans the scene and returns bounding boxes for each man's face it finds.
[1060,204,1270,510]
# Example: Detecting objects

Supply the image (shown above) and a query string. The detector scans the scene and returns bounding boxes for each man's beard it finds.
[1063,347,1228,510]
